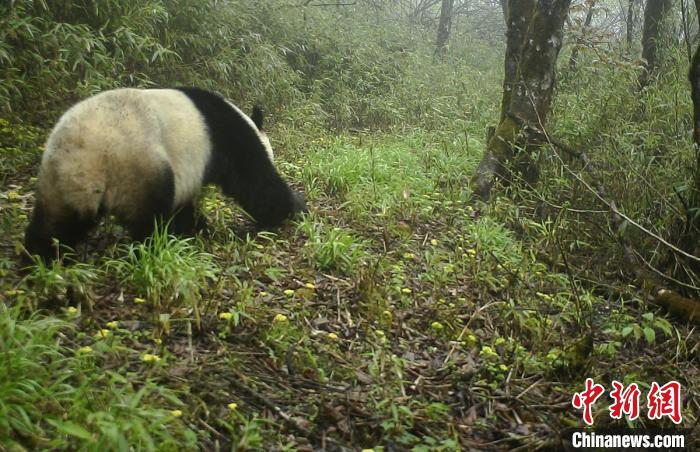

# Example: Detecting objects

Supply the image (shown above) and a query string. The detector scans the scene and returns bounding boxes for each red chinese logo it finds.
[647,381,682,424]
[573,379,683,425]
[609,380,641,420]
[572,378,605,425]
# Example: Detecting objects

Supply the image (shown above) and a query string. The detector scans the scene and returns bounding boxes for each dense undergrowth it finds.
[0,0,698,450]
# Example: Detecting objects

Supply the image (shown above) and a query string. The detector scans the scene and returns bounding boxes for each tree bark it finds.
[685,0,700,258]
[499,0,508,21]
[569,0,596,71]
[626,0,639,48]
[639,0,672,88]
[500,0,536,122]
[472,0,571,201]
[435,0,454,55]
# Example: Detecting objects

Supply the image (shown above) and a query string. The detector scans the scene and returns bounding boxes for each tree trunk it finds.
[472,0,571,201]
[435,0,454,55]
[685,0,700,258]
[639,0,672,88]
[626,0,639,48]
[500,0,536,122]
[569,0,596,71]
[499,0,508,21]
[681,0,694,64]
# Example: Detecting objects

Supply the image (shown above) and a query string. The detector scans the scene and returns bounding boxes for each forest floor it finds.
[0,119,698,450]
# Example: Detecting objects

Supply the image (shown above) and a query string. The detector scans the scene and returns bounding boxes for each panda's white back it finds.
[140,89,211,206]
[39,88,211,218]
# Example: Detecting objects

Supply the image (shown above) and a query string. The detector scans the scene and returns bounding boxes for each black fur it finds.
[176,87,306,228]
[123,164,175,241]
[24,201,97,262]
[170,202,209,236]
[24,164,176,262]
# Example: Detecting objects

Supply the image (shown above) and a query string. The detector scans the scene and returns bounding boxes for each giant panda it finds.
[24,87,306,261]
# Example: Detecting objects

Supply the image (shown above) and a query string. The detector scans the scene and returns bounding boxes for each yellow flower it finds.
[77,346,93,354]
[327,332,339,341]
[170,409,183,418]
[141,353,161,363]
[228,402,238,411]
[66,306,79,315]
[283,289,295,296]
[431,321,444,331]
[133,297,146,304]
[382,310,392,320]
[259,291,269,297]
[480,346,498,358]
[401,287,412,294]
[95,329,111,339]
[273,313,288,323]
[106,321,119,329]
[219,312,233,320]
[376,330,385,337]
[430,239,438,246]
[153,338,162,345]
[402,252,414,259]
[305,282,316,289]
[7,191,19,201]
[499,364,509,372]
[361,449,375,452]
[494,337,506,346]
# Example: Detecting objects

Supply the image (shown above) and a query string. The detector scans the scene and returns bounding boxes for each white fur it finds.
[39,88,211,220]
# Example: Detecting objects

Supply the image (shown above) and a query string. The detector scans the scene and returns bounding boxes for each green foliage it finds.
[1,0,699,449]
[299,215,367,273]
[106,224,218,309]
[0,302,195,450]
[22,254,98,302]
[2,0,501,132]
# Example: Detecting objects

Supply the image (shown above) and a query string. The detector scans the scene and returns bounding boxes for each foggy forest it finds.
[0,0,698,450]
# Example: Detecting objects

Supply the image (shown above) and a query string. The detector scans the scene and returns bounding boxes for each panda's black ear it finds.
[251,105,264,130]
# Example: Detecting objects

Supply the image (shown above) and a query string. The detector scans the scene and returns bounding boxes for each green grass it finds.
[106,225,218,309]
[1,2,699,448]
[1,121,698,448]
[0,301,196,450]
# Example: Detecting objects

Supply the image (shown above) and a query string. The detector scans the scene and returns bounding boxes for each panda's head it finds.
[251,105,274,161]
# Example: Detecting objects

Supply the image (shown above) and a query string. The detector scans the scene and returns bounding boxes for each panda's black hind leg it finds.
[170,203,209,237]
[24,202,99,263]
[124,165,175,242]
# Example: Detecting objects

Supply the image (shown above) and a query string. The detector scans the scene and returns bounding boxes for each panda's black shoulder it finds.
[174,87,231,121]
[173,86,258,147]
[173,87,270,187]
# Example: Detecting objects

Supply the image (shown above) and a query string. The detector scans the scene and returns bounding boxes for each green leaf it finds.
[621,326,633,337]
[47,419,93,441]
[643,327,656,344]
